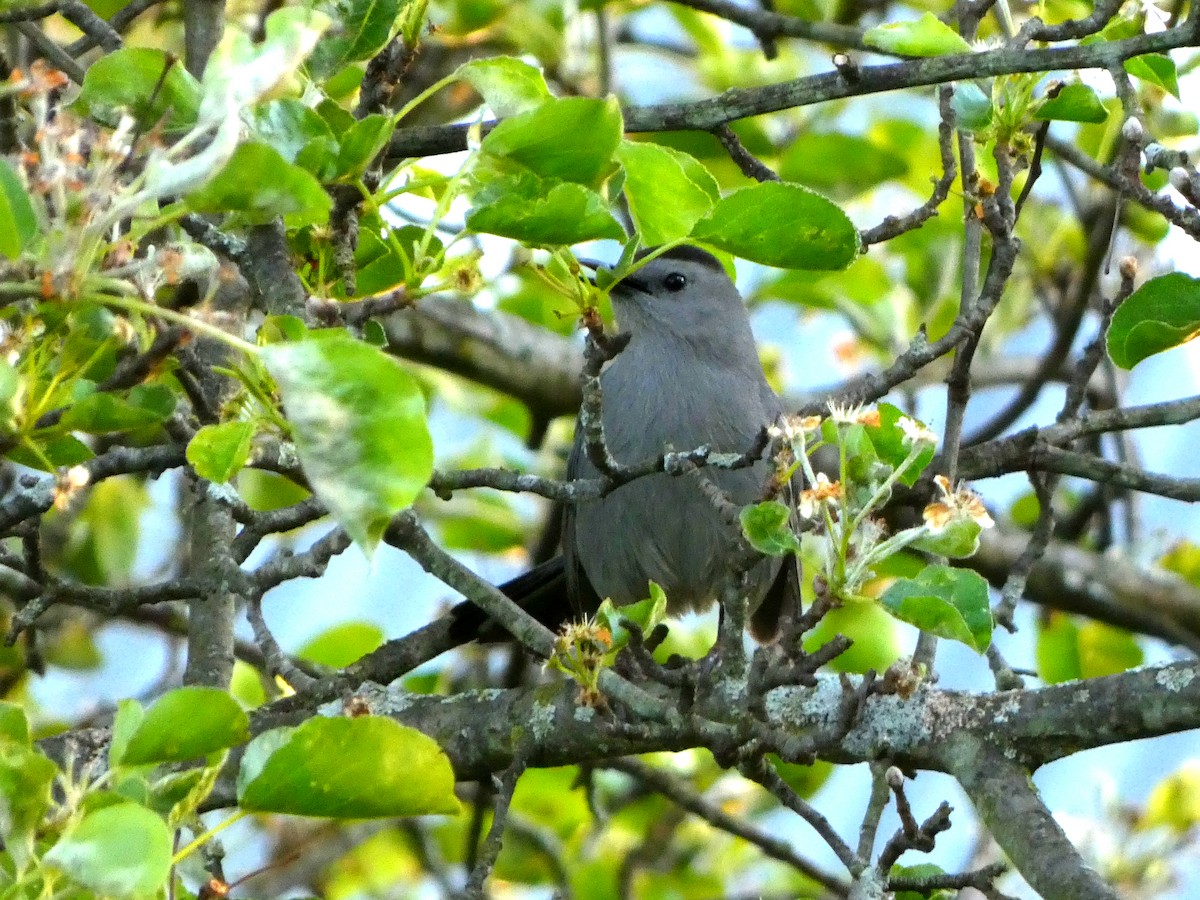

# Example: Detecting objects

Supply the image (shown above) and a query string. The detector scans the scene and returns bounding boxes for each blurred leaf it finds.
[1125,54,1180,98]
[1036,614,1082,683]
[740,501,800,555]
[778,133,907,195]
[0,740,56,870]
[1078,621,1143,677]
[188,142,332,226]
[187,421,256,483]
[0,159,37,259]
[951,83,992,131]
[481,96,623,188]
[42,619,103,670]
[73,48,200,130]
[236,468,311,512]
[309,0,406,78]
[618,141,718,245]
[893,863,953,900]
[1160,540,1200,586]
[1035,83,1109,123]
[1106,272,1200,368]
[115,686,249,765]
[44,803,172,897]
[238,717,460,817]
[1140,761,1200,832]
[262,336,433,555]
[691,182,859,270]
[456,56,551,117]
[231,660,268,709]
[880,565,993,652]
[770,756,833,798]
[864,13,972,56]
[61,477,149,586]
[0,702,30,744]
[298,621,385,667]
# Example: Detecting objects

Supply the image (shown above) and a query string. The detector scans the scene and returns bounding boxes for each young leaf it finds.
[1106,272,1200,369]
[298,621,385,667]
[481,96,623,188]
[740,501,801,555]
[114,686,250,766]
[880,565,993,652]
[44,804,172,897]
[261,336,434,555]
[1034,83,1109,123]
[1124,54,1180,99]
[617,141,718,245]
[863,13,972,57]
[0,159,37,259]
[691,182,860,270]
[862,403,934,486]
[238,717,461,818]
[779,132,909,196]
[187,421,256,483]
[456,56,552,117]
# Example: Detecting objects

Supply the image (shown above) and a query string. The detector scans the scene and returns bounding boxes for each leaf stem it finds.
[171,809,247,865]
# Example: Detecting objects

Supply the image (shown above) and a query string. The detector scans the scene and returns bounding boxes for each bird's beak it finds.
[576,257,647,294]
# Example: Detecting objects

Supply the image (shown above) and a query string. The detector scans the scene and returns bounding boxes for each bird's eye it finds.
[663,272,687,292]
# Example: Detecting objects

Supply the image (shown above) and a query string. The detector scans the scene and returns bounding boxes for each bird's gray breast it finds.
[567,344,783,613]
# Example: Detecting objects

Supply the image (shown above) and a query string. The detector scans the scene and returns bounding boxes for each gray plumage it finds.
[563,246,794,636]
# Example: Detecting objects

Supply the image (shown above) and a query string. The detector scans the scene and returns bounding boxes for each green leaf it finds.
[8,433,93,471]
[778,133,908,196]
[893,863,954,900]
[73,48,201,130]
[187,421,256,483]
[862,403,934,487]
[188,142,332,226]
[481,96,623,188]
[1035,83,1109,123]
[309,0,405,78]
[617,142,718,245]
[1140,762,1200,833]
[1078,621,1143,677]
[253,99,337,168]
[0,742,57,871]
[0,702,30,745]
[262,336,434,555]
[238,717,461,817]
[60,384,176,433]
[334,114,395,180]
[1125,54,1180,99]
[863,13,972,57]
[456,56,552,117]
[594,584,669,653]
[0,159,37,259]
[691,182,859,270]
[1106,272,1200,368]
[44,804,172,897]
[467,169,625,245]
[951,83,992,131]
[298,621,385,667]
[1035,614,1081,683]
[115,686,249,766]
[740,501,801,555]
[880,565,993,652]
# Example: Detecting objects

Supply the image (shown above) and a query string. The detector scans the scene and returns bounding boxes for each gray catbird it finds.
[451,244,797,645]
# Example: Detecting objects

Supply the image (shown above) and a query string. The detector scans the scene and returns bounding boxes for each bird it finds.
[450,244,798,647]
